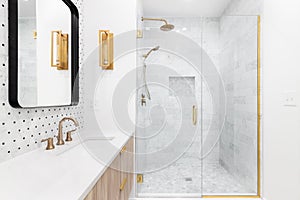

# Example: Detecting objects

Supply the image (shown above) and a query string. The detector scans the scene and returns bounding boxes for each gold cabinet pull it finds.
[192,105,197,125]
[120,178,127,191]
[121,146,127,153]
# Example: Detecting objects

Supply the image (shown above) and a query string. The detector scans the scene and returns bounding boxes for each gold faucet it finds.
[56,117,79,145]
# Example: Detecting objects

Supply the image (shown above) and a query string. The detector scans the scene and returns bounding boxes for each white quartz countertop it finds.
[0,131,132,200]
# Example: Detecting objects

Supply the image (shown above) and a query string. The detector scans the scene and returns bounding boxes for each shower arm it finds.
[141,17,168,25]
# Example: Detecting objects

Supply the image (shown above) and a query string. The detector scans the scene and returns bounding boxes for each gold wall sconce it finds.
[99,30,114,70]
[51,30,69,70]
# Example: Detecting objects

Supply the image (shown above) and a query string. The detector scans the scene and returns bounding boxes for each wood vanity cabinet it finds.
[120,137,134,200]
[84,137,134,200]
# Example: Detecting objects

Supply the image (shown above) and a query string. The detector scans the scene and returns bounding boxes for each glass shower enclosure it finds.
[135,15,261,198]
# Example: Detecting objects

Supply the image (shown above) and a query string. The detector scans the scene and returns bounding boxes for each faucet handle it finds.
[66,129,77,142]
[41,137,55,150]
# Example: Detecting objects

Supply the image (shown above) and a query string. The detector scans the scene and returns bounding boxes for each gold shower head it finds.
[141,17,175,31]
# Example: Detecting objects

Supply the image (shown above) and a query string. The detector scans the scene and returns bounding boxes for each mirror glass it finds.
[9,0,79,108]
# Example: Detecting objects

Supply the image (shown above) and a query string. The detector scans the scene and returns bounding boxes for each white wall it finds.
[83,0,137,137]
[263,1,300,200]
[84,0,137,57]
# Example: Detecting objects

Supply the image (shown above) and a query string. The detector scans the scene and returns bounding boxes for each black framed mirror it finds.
[8,0,79,108]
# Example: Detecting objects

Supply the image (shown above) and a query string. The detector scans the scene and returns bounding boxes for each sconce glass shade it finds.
[99,30,114,70]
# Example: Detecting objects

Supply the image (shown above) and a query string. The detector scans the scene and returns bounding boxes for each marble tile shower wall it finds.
[224,0,263,16]
[217,0,262,192]
[219,16,258,192]
[136,17,221,169]
[0,0,85,163]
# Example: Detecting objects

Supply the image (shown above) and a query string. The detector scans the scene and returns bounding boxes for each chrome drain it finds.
[185,178,192,182]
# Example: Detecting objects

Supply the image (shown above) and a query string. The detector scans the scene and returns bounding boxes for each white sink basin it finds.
[56,136,115,156]
[81,136,115,141]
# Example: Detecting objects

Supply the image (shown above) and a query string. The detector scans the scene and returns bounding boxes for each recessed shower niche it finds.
[169,76,195,97]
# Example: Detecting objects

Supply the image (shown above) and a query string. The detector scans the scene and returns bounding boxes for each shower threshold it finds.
[131,198,260,200]
[131,196,260,200]
[133,193,260,199]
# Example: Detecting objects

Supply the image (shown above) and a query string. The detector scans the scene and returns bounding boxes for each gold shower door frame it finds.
[203,15,262,199]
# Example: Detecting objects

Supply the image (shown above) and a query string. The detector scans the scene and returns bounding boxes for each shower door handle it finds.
[192,105,197,126]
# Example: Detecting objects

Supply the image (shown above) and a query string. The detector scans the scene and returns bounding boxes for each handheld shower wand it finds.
[142,46,160,101]
[143,46,160,60]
